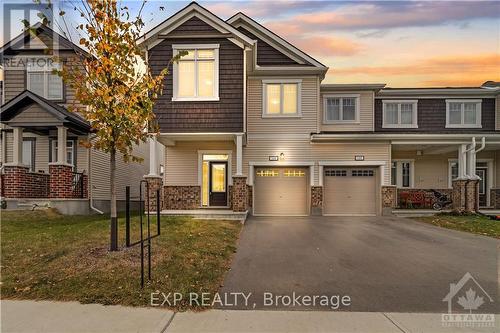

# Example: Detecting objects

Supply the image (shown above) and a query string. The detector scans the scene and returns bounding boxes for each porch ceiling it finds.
[158,132,244,146]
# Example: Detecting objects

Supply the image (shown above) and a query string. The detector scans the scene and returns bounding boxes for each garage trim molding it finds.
[318,160,386,186]
[248,161,315,186]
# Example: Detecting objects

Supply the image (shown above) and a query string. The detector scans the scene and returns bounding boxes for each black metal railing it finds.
[72,172,84,198]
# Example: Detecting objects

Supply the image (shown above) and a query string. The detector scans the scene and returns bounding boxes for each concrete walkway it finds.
[1,300,498,333]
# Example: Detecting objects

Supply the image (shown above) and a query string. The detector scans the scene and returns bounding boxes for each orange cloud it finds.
[332,54,500,76]
[288,36,362,56]
[329,53,500,87]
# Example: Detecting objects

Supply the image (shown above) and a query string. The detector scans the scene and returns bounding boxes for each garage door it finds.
[323,167,378,216]
[254,167,309,216]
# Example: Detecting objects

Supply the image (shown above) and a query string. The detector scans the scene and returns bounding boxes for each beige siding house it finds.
[141,3,499,218]
[0,23,158,214]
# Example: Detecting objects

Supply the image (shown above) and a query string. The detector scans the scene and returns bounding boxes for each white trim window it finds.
[391,160,414,188]
[27,59,63,100]
[323,94,360,123]
[446,99,482,128]
[262,79,302,117]
[448,160,459,188]
[172,44,219,101]
[382,100,418,128]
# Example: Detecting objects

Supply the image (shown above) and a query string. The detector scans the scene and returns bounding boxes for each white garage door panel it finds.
[254,167,309,216]
[324,168,377,216]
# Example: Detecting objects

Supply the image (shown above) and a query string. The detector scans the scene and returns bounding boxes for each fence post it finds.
[156,189,161,235]
[125,186,130,247]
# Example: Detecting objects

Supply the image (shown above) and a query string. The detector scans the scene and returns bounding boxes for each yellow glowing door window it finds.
[211,164,226,192]
[202,161,209,206]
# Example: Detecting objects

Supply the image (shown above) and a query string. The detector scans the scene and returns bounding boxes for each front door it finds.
[476,168,487,207]
[209,162,227,206]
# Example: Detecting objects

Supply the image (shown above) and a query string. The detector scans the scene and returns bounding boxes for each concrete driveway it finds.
[220,216,499,313]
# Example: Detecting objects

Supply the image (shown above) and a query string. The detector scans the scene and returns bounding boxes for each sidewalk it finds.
[1,300,498,333]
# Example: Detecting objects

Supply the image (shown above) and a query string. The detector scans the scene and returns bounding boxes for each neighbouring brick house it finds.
[0,23,160,214]
[140,2,500,217]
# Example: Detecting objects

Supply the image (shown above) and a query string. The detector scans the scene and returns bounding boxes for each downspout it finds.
[88,133,104,214]
[463,138,476,211]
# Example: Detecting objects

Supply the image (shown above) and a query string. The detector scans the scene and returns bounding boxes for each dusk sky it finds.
[2,0,499,87]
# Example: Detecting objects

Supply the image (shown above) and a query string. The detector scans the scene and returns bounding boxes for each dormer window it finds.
[27,59,63,100]
[382,100,418,128]
[446,99,482,128]
[172,44,219,101]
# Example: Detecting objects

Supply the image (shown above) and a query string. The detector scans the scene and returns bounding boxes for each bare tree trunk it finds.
[110,148,118,251]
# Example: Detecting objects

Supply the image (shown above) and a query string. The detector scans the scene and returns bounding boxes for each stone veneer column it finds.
[49,164,74,198]
[491,189,500,209]
[311,186,323,216]
[381,185,398,215]
[452,179,467,212]
[465,179,479,213]
[232,176,248,212]
[144,175,163,212]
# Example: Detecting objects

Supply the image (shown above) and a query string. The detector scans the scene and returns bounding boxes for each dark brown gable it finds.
[149,37,243,133]
[170,16,219,34]
[237,26,303,66]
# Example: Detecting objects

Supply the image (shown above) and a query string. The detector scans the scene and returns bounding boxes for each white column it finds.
[458,144,467,179]
[235,134,243,176]
[12,127,23,165]
[56,126,67,164]
[148,135,158,176]
[467,149,476,179]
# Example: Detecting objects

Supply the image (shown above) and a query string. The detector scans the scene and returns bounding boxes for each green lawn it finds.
[414,213,500,239]
[1,209,242,310]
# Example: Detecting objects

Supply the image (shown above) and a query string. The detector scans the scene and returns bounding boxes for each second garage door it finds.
[254,167,309,216]
[323,167,378,216]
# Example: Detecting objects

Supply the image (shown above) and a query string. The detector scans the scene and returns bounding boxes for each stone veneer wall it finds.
[163,186,200,210]
[144,176,163,212]
[311,186,323,215]
[231,176,248,212]
[491,189,500,209]
[2,165,50,198]
[381,186,397,208]
[396,188,452,208]
[452,179,479,213]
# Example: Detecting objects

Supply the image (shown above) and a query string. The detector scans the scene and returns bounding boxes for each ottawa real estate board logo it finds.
[442,272,495,328]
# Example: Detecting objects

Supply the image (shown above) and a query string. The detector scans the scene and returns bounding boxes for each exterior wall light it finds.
[279,153,285,161]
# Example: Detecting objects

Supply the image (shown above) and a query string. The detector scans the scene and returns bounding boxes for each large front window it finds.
[324,95,359,123]
[446,100,482,128]
[27,59,63,100]
[382,100,418,128]
[262,80,301,116]
[172,44,219,101]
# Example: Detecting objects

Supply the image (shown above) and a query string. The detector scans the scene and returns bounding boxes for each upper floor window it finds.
[323,94,360,123]
[382,100,418,128]
[446,99,482,128]
[27,59,63,100]
[262,79,301,117]
[172,44,219,101]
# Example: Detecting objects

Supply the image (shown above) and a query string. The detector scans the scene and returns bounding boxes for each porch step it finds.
[160,209,248,222]
[392,209,451,217]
